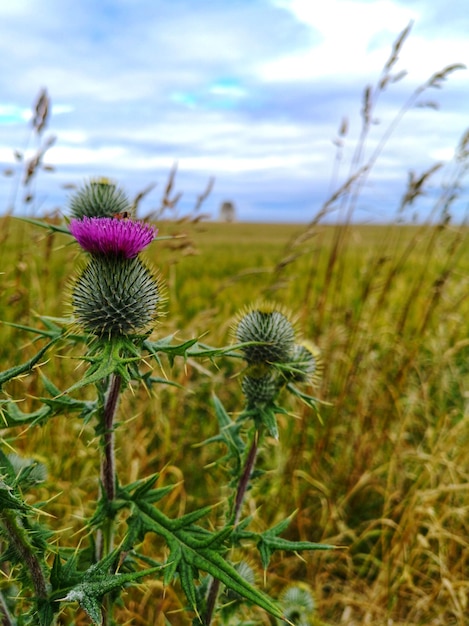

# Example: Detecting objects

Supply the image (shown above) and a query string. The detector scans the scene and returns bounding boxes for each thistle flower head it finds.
[69,217,156,259]
[69,178,132,219]
[233,302,296,364]
[72,255,162,337]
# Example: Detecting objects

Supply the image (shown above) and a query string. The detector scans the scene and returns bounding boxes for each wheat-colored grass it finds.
[2,215,469,625]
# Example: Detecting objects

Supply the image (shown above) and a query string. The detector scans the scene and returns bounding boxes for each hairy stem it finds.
[203,430,260,625]
[0,510,48,601]
[101,373,121,505]
[233,430,259,524]
[97,373,122,626]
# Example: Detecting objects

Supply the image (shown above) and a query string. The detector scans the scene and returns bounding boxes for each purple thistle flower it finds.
[69,216,157,259]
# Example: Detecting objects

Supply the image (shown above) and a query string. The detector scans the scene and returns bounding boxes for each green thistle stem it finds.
[204,430,260,625]
[0,510,48,601]
[97,373,121,626]
[101,373,121,506]
[233,430,259,524]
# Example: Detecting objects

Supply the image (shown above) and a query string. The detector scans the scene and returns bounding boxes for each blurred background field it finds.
[2,215,469,625]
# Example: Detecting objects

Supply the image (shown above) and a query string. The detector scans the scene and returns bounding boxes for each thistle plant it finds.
[0,180,333,626]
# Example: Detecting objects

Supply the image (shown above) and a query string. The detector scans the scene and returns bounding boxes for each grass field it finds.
[2,215,469,625]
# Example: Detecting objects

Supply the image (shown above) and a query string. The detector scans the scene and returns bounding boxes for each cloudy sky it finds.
[0,0,468,222]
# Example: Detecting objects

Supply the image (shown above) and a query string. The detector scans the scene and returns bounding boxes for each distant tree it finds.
[220,200,235,222]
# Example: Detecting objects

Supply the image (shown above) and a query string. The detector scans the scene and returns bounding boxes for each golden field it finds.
[2,216,469,625]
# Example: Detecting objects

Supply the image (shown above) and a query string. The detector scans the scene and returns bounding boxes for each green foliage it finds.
[0,254,327,625]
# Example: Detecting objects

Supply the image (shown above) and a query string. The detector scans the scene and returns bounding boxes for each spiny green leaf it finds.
[143,374,185,390]
[119,472,176,504]
[168,504,217,532]
[38,373,98,419]
[258,405,280,439]
[50,552,82,592]
[36,597,57,626]
[198,394,246,473]
[285,383,327,418]
[0,338,59,390]
[249,514,336,570]
[10,457,47,490]
[3,318,65,341]
[143,337,246,368]
[65,337,142,393]
[191,550,285,621]
[186,341,247,360]
[0,447,16,482]
[0,400,52,427]
[178,558,198,614]
[164,540,182,587]
[261,536,336,553]
[20,216,72,236]
[132,500,287,623]
[144,335,199,367]
[121,513,147,552]
[61,554,162,624]
[0,481,29,511]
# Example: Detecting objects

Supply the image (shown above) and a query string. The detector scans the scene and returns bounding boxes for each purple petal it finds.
[69,217,157,258]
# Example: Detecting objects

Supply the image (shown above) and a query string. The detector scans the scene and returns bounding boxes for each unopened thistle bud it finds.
[234,303,296,364]
[286,341,322,384]
[69,178,132,219]
[242,366,281,407]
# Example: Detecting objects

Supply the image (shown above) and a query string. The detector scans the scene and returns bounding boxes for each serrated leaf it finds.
[119,472,176,505]
[132,500,286,622]
[13,458,47,489]
[144,336,199,367]
[38,373,97,419]
[285,383,327,419]
[0,400,52,427]
[36,597,57,626]
[258,406,279,439]
[199,395,246,473]
[50,552,83,592]
[0,338,59,390]
[186,341,246,360]
[143,337,246,368]
[61,554,162,624]
[0,447,16,482]
[65,337,142,394]
[261,536,335,552]
[163,540,182,587]
[179,557,198,614]
[0,480,28,511]
[254,514,336,570]
[168,504,216,533]
[191,550,284,621]
[2,318,64,341]
[143,374,185,390]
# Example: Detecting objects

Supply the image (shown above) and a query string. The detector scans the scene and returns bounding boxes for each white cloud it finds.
[0,0,32,17]
[0,0,467,222]
[261,0,418,81]
[49,145,128,166]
